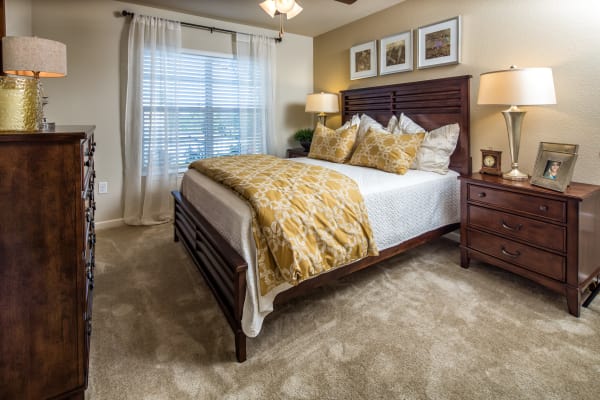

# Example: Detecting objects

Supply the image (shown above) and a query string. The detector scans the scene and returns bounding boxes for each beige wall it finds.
[314,0,600,185]
[20,0,313,224]
[5,0,32,35]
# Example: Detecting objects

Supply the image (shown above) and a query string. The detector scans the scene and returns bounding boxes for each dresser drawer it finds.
[467,229,565,281]
[467,183,566,222]
[468,205,566,252]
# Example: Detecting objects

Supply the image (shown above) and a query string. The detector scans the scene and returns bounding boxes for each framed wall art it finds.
[379,31,412,75]
[350,41,377,80]
[530,142,579,192]
[416,16,461,69]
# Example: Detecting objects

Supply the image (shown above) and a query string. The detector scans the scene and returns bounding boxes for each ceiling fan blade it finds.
[334,0,358,4]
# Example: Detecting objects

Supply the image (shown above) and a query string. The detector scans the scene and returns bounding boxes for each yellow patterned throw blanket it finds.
[189,155,378,295]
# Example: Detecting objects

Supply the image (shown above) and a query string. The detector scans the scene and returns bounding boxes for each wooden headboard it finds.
[340,75,472,175]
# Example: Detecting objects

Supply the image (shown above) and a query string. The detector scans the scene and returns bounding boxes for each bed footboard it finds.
[172,191,248,362]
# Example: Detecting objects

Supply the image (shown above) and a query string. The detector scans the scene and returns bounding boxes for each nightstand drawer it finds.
[467,184,566,222]
[468,205,566,252]
[468,229,565,281]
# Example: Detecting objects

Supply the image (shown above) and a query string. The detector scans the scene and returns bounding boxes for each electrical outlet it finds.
[98,181,108,194]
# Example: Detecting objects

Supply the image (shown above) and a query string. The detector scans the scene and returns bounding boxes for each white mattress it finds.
[181,157,460,337]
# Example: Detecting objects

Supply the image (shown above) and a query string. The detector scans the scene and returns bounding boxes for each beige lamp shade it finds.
[2,36,67,78]
[477,67,556,106]
[305,92,339,114]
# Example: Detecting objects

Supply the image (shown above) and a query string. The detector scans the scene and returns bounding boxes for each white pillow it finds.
[396,113,426,134]
[397,113,460,174]
[417,123,460,174]
[387,115,398,133]
[356,114,383,147]
[337,113,361,133]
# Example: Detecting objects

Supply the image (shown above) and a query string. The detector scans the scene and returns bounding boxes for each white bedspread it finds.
[181,157,459,337]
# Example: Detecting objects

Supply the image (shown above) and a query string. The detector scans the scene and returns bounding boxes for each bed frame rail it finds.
[172,191,248,361]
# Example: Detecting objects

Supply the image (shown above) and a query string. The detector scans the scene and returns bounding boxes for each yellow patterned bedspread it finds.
[189,154,378,295]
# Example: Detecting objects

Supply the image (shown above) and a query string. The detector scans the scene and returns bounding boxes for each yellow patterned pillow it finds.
[349,128,425,174]
[308,122,358,163]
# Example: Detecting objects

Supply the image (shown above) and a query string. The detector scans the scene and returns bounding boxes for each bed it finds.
[172,75,472,362]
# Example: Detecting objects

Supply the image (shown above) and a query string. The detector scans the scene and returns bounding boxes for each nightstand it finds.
[286,147,309,158]
[459,173,600,316]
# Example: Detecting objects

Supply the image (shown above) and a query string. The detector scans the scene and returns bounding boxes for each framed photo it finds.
[530,142,579,192]
[350,41,377,80]
[379,31,412,75]
[416,16,461,69]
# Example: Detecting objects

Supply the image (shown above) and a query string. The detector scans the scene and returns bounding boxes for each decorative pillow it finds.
[386,115,398,132]
[396,113,460,174]
[308,122,358,163]
[338,113,361,132]
[354,114,383,149]
[417,123,461,174]
[349,127,425,175]
[395,113,426,135]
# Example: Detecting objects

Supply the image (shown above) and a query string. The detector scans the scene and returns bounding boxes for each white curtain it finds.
[123,15,182,225]
[235,34,277,155]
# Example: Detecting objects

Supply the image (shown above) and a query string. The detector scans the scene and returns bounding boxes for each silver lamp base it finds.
[501,106,528,181]
[503,166,528,180]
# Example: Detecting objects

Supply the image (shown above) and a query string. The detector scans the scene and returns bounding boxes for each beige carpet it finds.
[88,224,600,399]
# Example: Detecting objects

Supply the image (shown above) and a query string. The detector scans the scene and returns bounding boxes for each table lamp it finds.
[305,92,339,126]
[477,66,556,180]
[2,36,67,130]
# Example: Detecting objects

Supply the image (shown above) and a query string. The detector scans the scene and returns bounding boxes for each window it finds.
[142,50,266,174]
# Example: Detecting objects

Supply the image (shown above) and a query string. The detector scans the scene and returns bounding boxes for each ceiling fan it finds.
[260,0,358,38]
[260,0,358,19]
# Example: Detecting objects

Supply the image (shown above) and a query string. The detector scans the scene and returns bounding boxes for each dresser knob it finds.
[539,205,548,212]
[478,192,486,198]
[501,220,523,232]
[501,246,521,258]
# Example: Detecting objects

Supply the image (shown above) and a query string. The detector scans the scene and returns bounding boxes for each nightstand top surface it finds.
[461,173,600,200]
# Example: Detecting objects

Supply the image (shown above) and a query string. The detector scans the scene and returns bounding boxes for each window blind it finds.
[142,51,265,174]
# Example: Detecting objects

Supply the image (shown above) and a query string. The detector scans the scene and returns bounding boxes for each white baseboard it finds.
[95,218,125,230]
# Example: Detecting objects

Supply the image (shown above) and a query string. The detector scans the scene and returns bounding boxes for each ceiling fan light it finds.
[275,0,296,14]
[286,3,303,19]
[259,0,277,18]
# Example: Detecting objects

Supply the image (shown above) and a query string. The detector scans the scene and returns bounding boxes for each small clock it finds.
[480,149,502,176]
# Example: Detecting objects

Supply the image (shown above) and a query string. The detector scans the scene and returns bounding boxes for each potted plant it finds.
[293,128,314,152]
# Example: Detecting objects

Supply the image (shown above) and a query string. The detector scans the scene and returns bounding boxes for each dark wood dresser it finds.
[0,126,96,399]
[460,173,600,316]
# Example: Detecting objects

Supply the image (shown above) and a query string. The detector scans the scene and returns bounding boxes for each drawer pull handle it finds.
[477,192,486,198]
[501,246,521,258]
[539,205,548,212]
[501,220,523,232]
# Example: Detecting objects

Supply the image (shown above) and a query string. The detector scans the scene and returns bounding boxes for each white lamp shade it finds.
[305,92,339,114]
[286,3,303,20]
[2,36,67,78]
[478,67,556,106]
[259,0,277,18]
[275,0,296,13]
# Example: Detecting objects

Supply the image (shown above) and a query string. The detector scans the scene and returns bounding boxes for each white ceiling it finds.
[125,0,407,37]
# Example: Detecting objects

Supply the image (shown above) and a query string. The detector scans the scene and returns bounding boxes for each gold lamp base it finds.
[0,76,42,131]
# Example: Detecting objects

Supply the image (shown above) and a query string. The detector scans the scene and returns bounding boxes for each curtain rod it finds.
[120,10,282,43]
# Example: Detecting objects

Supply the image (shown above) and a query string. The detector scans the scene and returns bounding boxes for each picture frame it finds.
[379,31,412,75]
[350,41,377,80]
[530,142,579,192]
[416,16,461,69]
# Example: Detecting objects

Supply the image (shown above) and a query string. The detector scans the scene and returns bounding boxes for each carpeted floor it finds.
[88,224,600,399]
